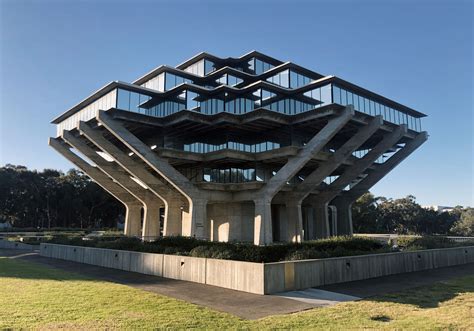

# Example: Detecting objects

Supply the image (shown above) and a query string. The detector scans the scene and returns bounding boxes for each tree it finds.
[352,193,380,233]
[450,208,474,236]
[0,165,124,230]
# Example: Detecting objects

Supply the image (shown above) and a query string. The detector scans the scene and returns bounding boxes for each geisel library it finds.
[49,51,427,245]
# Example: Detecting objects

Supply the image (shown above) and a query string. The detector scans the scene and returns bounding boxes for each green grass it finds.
[1,257,473,330]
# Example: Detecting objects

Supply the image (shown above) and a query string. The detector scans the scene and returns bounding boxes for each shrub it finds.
[397,236,456,250]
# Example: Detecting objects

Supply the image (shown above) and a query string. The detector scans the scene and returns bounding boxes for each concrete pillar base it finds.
[124,203,142,237]
[332,197,353,236]
[142,205,161,241]
[254,199,273,245]
[163,199,183,237]
[190,199,207,239]
[285,200,303,243]
[313,202,330,239]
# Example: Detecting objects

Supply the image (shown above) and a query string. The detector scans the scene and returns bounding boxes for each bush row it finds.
[41,235,389,263]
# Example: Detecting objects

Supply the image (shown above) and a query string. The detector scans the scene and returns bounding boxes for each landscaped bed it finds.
[15,234,474,263]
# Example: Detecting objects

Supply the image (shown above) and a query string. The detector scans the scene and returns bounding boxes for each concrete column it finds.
[189,199,208,239]
[163,198,182,236]
[253,199,273,245]
[331,197,353,236]
[49,137,142,238]
[313,201,330,239]
[142,205,161,241]
[285,199,303,242]
[305,207,315,240]
[124,203,142,237]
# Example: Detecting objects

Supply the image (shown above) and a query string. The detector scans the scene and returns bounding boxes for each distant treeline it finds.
[352,194,473,236]
[0,164,123,229]
[0,164,472,236]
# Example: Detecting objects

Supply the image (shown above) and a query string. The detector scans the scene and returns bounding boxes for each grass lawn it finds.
[0,257,473,330]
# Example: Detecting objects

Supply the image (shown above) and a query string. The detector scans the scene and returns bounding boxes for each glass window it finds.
[333,85,341,104]
[341,88,347,105]
[204,60,216,75]
[117,89,130,110]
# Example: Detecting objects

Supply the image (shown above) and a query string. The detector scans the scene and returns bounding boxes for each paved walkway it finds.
[0,249,314,319]
[1,248,473,319]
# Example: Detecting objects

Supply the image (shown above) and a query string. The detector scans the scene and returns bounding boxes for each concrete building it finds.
[49,51,427,245]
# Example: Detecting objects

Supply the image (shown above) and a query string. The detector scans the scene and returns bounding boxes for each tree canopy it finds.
[0,164,123,229]
[0,164,471,236]
[352,193,471,236]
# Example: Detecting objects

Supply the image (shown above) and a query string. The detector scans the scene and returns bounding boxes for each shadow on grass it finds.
[2,249,473,310]
[367,275,474,309]
[0,250,190,287]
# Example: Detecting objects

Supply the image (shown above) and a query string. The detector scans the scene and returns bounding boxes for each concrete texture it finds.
[1,249,314,320]
[2,248,472,319]
[0,239,36,251]
[317,262,474,298]
[264,246,474,294]
[274,288,360,306]
[41,243,474,295]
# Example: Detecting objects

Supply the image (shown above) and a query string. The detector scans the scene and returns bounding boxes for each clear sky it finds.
[0,0,472,207]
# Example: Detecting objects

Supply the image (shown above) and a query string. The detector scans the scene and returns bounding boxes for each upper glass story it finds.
[53,51,426,136]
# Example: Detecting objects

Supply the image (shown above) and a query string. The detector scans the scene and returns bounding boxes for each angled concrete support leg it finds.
[285,199,303,243]
[142,205,161,241]
[254,199,273,245]
[125,203,142,237]
[313,201,330,239]
[332,196,353,236]
[48,137,141,237]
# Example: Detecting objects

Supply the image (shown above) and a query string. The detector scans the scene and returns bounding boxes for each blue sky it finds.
[1,0,472,206]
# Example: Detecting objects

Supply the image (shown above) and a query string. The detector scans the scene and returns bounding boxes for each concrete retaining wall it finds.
[0,239,36,251]
[39,243,264,294]
[264,246,474,294]
[39,243,474,295]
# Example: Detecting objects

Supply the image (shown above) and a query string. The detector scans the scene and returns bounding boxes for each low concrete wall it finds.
[39,243,474,295]
[39,243,264,294]
[0,239,36,251]
[264,246,474,294]
[206,258,264,294]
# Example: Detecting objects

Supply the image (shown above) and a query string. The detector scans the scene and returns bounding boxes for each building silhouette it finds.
[50,51,427,245]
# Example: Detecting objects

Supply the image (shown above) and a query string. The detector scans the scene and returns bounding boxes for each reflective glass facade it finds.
[248,57,274,74]
[183,59,216,76]
[204,168,256,183]
[266,69,312,89]
[332,85,422,131]
[57,53,424,140]
[184,141,280,153]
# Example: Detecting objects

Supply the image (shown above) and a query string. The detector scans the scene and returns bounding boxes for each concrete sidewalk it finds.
[0,249,314,319]
[2,248,473,319]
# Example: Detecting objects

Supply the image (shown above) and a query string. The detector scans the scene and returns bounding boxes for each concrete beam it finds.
[329,132,427,238]
[316,124,407,204]
[78,122,188,237]
[48,137,141,236]
[259,107,355,198]
[95,111,208,238]
[293,116,383,201]
[62,131,163,240]
[342,131,428,202]
[79,122,176,201]
[304,125,407,239]
[251,107,354,245]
